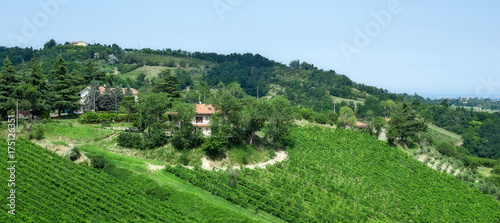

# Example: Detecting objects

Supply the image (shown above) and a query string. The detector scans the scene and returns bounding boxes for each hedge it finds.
[77,111,129,124]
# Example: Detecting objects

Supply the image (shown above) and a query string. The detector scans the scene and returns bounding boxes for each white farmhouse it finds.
[193,104,215,136]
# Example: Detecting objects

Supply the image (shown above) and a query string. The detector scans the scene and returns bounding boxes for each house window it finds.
[196,117,203,123]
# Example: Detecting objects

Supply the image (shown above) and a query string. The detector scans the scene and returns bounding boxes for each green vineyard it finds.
[422,124,463,145]
[0,138,255,223]
[167,127,500,222]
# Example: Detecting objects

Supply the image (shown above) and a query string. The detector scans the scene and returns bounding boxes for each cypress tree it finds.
[0,56,18,119]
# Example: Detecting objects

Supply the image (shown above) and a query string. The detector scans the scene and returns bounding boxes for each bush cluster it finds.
[77,111,128,124]
[64,147,81,161]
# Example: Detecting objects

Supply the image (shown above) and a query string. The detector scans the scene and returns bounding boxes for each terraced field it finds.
[422,124,463,145]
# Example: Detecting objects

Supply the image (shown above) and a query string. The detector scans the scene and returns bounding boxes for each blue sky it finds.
[1,0,500,97]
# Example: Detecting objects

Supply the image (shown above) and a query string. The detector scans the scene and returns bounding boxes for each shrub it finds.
[29,127,44,140]
[101,121,111,128]
[78,111,100,124]
[179,151,190,166]
[117,132,143,149]
[64,147,81,161]
[89,154,110,170]
[203,136,227,158]
[78,111,129,124]
[492,165,500,175]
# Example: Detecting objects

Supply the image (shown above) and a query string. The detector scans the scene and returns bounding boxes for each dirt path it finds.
[148,150,288,172]
[199,150,288,171]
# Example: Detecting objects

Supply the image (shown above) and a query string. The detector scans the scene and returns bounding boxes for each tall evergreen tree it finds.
[387,103,427,146]
[83,59,99,83]
[51,55,81,116]
[0,56,18,119]
[25,56,49,116]
[152,69,180,98]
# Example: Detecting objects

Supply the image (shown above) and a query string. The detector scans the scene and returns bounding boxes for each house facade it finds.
[70,41,88,47]
[79,86,138,112]
[193,104,215,136]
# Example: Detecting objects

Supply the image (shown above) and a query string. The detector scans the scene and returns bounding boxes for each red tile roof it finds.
[196,104,215,114]
[356,122,367,128]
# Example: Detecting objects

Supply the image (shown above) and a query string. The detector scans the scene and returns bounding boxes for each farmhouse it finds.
[193,104,215,136]
[79,86,138,112]
[70,41,88,47]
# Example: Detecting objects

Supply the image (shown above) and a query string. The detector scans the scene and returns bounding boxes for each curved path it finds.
[147,150,288,171]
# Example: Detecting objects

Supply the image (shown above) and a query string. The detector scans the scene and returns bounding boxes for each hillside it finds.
[167,126,500,222]
[0,138,257,222]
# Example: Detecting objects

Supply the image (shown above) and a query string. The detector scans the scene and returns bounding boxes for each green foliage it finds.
[88,154,110,170]
[337,106,356,128]
[64,147,81,161]
[50,55,82,116]
[170,102,203,150]
[202,135,227,157]
[152,69,181,98]
[264,95,294,147]
[492,165,500,175]
[138,92,171,134]
[168,126,500,222]
[0,56,18,118]
[387,103,427,146]
[77,111,128,124]
[117,132,143,149]
[28,127,45,140]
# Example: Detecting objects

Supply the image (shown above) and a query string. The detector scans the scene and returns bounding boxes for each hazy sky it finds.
[1,0,499,97]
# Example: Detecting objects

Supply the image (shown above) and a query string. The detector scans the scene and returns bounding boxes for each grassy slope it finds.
[0,120,282,222]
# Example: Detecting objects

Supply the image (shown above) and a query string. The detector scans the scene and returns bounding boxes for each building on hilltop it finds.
[70,41,88,47]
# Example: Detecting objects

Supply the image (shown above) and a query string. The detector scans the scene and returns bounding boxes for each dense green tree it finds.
[12,83,40,123]
[337,106,356,129]
[83,59,99,83]
[0,57,19,119]
[241,96,267,145]
[50,55,82,116]
[138,92,171,135]
[170,102,203,150]
[289,59,300,69]
[22,56,50,117]
[97,84,114,111]
[43,39,57,50]
[152,69,181,98]
[120,95,137,134]
[264,95,294,147]
[387,103,427,146]
[373,116,387,138]
[209,82,245,143]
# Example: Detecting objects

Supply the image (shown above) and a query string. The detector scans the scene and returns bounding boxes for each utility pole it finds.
[257,86,259,98]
